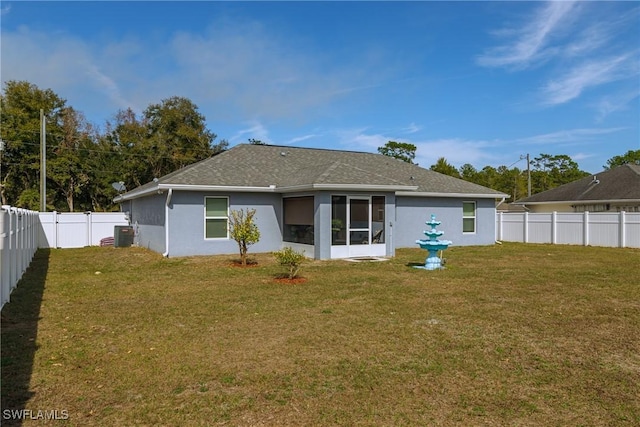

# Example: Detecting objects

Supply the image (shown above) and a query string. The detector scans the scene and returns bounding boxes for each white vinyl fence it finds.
[39,211,128,248]
[1,206,40,309]
[496,211,640,248]
[1,208,128,309]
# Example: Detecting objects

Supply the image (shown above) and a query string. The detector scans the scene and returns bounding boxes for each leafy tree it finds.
[103,99,228,191]
[430,157,461,178]
[103,108,150,189]
[530,153,589,193]
[494,166,527,201]
[378,141,416,164]
[0,80,66,207]
[84,133,124,211]
[248,138,266,145]
[604,150,640,169]
[144,96,217,180]
[47,107,94,211]
[229,208,261,267]
[459,163,479,182]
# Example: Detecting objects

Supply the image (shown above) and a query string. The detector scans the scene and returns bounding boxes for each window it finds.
[283,196,314,244]
[205,197,229,239]
[463,201,476,233]
[331,196,347,245]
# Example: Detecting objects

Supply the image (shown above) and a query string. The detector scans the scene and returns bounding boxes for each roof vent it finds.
[280,151,287,157]
[591,175,599,185]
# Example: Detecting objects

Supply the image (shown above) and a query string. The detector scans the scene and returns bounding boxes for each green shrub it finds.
[273,247,306,279]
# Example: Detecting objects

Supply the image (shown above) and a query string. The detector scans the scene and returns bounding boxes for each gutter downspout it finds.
[162,188,173,257]
[496,196,506,244]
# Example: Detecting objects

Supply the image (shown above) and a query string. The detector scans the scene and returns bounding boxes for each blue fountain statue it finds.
[415,214,452,270]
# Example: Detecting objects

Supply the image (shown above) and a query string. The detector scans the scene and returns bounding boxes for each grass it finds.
[2,243,639,426]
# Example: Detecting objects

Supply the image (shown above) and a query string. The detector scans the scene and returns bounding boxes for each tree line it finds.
[1,81,227,211]
[1,81,638,211]
[378,141,639,202]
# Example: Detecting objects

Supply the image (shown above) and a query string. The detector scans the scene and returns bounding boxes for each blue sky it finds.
[2,1,639,174]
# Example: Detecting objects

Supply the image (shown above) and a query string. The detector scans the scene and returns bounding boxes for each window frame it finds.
[283,195,315,245]
[462,201,476,234]
[204,196,229,240]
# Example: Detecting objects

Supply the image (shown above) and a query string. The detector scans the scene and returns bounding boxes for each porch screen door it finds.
[348,197,370,256]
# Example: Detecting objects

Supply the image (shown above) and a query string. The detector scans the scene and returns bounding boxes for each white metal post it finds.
[583,211,589,246]
[0,208,7,306]
[620,211,626,248]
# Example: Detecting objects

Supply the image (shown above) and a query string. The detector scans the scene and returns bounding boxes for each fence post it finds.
[9,208,16,288]
[53,210,58,248]
[497,211,503,241]
[583,211,589,246]
[86,211,92,246]
[619,211,626,248]
[0,208,7,307]
[523,212,529,243]
[18,208,26,278]
[551,211,557,244]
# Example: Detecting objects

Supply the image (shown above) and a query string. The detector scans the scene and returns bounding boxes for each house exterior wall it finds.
[124,191,499,258]
[167,191,282,257]
[314,191,396,260]
[395,197,497,247]
[527,203,572,213]
[125,194,166,253]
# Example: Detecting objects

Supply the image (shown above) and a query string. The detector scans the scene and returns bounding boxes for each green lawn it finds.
[2,243,639,426]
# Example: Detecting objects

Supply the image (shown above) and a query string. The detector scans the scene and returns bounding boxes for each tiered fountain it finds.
[415,214,452,270]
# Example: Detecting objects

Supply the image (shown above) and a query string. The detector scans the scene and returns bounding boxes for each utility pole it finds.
[0,138,4,205]
[520,153,531,197]
[40,109,46,212]
[526,153,531,197]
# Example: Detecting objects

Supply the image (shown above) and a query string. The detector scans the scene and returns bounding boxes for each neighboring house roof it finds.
[115,144,507,201]
[514,164,640,205]
[496,201,527,212]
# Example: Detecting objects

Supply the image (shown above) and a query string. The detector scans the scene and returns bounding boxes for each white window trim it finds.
[204,196,229,240]
[463,201,476,234]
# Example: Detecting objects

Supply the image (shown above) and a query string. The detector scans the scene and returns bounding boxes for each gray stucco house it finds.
[115,144,507,259]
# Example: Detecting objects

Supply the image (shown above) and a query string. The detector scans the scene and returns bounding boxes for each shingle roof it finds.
[117,144,507,200]
[515,164,640,204]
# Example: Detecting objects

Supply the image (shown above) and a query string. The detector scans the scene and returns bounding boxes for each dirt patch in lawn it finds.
[273,276,307,285]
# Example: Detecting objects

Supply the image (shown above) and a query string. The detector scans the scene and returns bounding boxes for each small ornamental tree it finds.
[229,208,260,266]
[273,247,306,279]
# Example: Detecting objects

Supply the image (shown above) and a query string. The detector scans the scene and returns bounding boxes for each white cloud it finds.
[84,63,137,111]
[1,18,393,126]
[337,129,499,168]
[594,86,640,121]
[516,127,626,145]
[540,54,637,105]
[229,121,271,144]
[285,134,318,145]
[402,123,422,134]
[477,1,579,69]
[412,139,499,168]
[164,22,390,121]
[338,129,390,151]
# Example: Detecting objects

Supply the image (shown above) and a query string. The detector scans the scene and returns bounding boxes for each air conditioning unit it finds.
[114,226,134,247]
